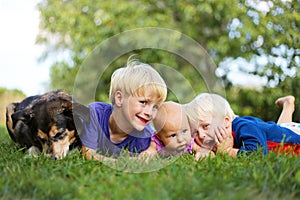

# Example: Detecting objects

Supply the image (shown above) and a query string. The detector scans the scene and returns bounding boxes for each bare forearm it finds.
[139,141,158,158]
[82,146,116,162]
[193,143,215,160]
[226,147,239,158]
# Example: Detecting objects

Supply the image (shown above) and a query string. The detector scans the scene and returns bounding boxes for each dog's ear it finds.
[6,103,17,141]
[72,103,90,124]
[59,99,90,123]
[11,109,35,126]
[72,103,90,137]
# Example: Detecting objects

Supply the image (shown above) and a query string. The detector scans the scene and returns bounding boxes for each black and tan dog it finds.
[6,89,89,159]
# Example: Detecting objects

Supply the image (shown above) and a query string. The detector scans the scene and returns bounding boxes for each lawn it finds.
[0,124,299,200]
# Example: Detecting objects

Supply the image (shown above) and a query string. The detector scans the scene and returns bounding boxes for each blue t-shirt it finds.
[79,102,153,157]
[232,116,300,154]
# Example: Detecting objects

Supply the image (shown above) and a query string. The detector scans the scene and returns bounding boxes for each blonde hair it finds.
[109,57,167,105]
[183,93,236,123]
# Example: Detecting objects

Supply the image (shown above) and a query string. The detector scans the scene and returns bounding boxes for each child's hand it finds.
[138,141,158,162]
[214,126,234,155]
[194,148,215,161]
[214,126,231,146]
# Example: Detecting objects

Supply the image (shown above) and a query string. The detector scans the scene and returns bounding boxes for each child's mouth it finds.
[137,115,149,124]
[177,144,186,151]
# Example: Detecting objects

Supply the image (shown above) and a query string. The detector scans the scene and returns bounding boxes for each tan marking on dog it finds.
[49,126,58,137]
[39,126,76,159]
[45,128,76,159]
[51,130,70,159]
[6,103,16,134]
[67,130,76,144]
[37,130,49,153]
[38,129,48,140]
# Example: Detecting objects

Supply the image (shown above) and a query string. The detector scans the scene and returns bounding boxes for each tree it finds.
[37,0,300,120]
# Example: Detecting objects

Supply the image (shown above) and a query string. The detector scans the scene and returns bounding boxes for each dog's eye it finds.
[54,132,66,140]
[39,137,48,143]
[58,135,65,140]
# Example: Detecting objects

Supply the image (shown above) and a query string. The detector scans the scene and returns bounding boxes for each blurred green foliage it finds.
[0,87,25,96]
[36,0,300,121]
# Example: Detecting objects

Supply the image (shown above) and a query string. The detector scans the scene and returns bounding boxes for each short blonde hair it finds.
[109,58,167,105]
[183,93,236,123]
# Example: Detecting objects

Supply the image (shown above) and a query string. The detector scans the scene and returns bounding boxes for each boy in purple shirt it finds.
[80,58,167,161]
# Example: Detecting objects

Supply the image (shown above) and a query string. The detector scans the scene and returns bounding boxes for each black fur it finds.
[6,89,90,159]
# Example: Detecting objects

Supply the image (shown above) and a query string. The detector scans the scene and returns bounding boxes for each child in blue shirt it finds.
[184,93,300,157]
[79,58,167,161]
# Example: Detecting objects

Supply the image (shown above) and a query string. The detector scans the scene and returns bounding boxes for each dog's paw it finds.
[25,146,41,158]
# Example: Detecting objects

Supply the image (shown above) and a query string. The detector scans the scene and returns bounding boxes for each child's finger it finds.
[215,127,225,143]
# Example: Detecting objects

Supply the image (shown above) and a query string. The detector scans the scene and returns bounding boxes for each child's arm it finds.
[217,139,239,158]
[192,142,215,161]
[139,141,158,158]
[81,146,116,162]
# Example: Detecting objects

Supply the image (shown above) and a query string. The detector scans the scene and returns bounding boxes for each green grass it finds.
[0,124,300,200]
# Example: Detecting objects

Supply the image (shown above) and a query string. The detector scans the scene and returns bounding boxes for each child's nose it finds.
[177,134,185,143]
[144,106,153,116]
[198,131,206,139]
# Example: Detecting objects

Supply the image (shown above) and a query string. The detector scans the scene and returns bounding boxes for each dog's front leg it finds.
[26,146,41,158]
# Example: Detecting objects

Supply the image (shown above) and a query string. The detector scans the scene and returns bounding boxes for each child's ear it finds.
[224,115,231,128]
[114,91,123,107]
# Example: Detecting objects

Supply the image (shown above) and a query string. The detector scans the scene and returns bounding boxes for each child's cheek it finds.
[152,111,158,120]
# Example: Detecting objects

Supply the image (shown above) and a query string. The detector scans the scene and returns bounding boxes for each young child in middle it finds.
[140,101,214,160]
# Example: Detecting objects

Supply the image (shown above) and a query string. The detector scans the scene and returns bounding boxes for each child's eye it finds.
[182,129,188,134]
[139,101,147,105]
[153,105,159,110]
[202,124,210,130]
[169,134,177,138]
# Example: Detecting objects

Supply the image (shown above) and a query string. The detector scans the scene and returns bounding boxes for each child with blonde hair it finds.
[184,93,300,157]
[80,57,167,161]
[140,101,214,160]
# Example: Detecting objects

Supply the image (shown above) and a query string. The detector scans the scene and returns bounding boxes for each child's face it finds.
[121,88,162,132]
[157,115,192,153]
[190,115,226,150]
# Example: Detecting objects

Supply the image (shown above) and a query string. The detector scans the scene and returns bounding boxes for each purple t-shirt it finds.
[151,134,194,156]
[79,102,153,157]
